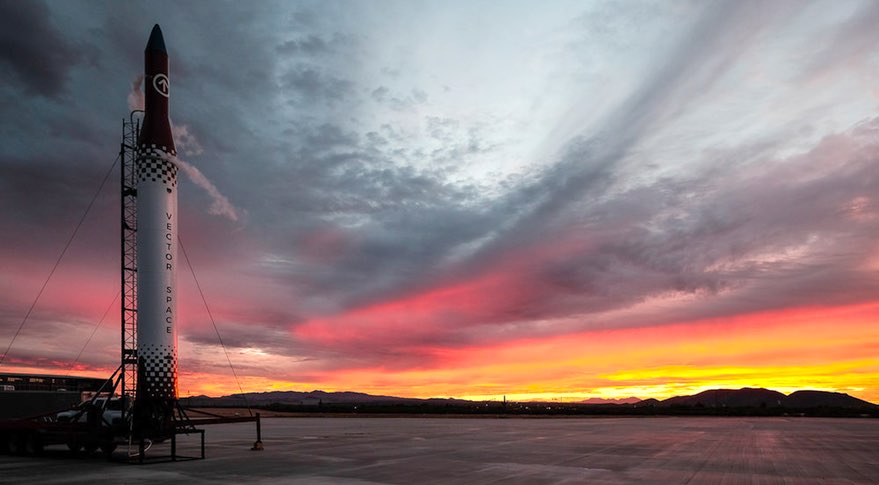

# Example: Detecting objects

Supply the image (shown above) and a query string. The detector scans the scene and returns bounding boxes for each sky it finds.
[1,0,878,403]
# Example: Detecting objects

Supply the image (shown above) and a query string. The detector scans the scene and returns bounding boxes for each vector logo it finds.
[153,74,170,97]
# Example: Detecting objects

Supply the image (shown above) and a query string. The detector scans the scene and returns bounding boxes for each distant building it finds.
[0,372,110,393]
[0,373,113,419]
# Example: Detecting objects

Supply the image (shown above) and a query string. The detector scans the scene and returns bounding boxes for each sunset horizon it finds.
[2,1,879,409]
[7,299,878,403]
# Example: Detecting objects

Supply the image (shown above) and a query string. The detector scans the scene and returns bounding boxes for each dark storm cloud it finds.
[371,86,389,102]
[369,86,429,111]
[280,65,354,106]
[276,33,354,57]
[233,106,496,307]
[0,0,82,97]
[182,322,300,358]
[0,302,119,371]
[0,150,118,269]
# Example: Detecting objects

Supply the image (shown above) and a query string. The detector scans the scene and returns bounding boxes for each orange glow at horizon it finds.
[169,302,879,403]
[6,301,878,404]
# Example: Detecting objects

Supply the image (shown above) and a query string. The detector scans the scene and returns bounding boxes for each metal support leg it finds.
[251,413,264,451]
[171,433,177,462]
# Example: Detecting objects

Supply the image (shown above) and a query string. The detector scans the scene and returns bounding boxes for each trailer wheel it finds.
[23,433,43,455]
[0,433,9,454]
[7,433,22,455]
[83,442,99,455]
[66,438,82,453]
[101,442,117,458]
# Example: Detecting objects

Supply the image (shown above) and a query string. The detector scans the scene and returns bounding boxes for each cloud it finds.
[800,2,879,81]
[371,86,389,102]
[291,111,879,364]
[280,65,353,105]
[0,0,81,97]
[276,33,354,57]
[263,2,764,317]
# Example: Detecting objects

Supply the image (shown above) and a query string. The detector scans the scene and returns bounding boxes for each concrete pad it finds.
[0,416,877,484]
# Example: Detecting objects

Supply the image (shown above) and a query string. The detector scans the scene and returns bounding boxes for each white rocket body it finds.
[135,154,178,401]
[135,24,179,406]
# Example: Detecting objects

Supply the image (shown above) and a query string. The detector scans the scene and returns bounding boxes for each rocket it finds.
[135,24,178,435]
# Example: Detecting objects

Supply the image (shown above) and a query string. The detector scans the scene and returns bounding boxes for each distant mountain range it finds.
[181,390,471,407]
[637,388,876,409]
[181,387,876,410]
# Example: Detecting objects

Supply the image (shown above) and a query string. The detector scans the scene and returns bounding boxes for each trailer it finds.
[0,362,261,462]
[0,412,121,457]
[0,377,125,458]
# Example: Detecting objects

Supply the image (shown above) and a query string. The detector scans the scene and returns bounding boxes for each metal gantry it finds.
[120,111,142,417]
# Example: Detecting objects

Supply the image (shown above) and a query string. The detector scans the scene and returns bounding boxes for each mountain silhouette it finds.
[661,388,786,408]
[181,387,876,410]
[656,388,875,409]
[782,390,875,408]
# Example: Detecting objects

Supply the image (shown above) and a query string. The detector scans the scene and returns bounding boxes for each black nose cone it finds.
[146,24,167,53]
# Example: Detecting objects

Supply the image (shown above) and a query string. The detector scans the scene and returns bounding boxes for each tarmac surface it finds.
[1,416,877,484]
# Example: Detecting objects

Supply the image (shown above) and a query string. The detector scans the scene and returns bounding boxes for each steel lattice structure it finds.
[120,111,142,419]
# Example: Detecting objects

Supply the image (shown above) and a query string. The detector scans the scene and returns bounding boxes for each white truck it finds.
[56,396,124,426]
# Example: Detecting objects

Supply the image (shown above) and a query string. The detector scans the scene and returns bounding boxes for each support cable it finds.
[179,236,252,416]
[0,156,120,367]
[65,290,121,376]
